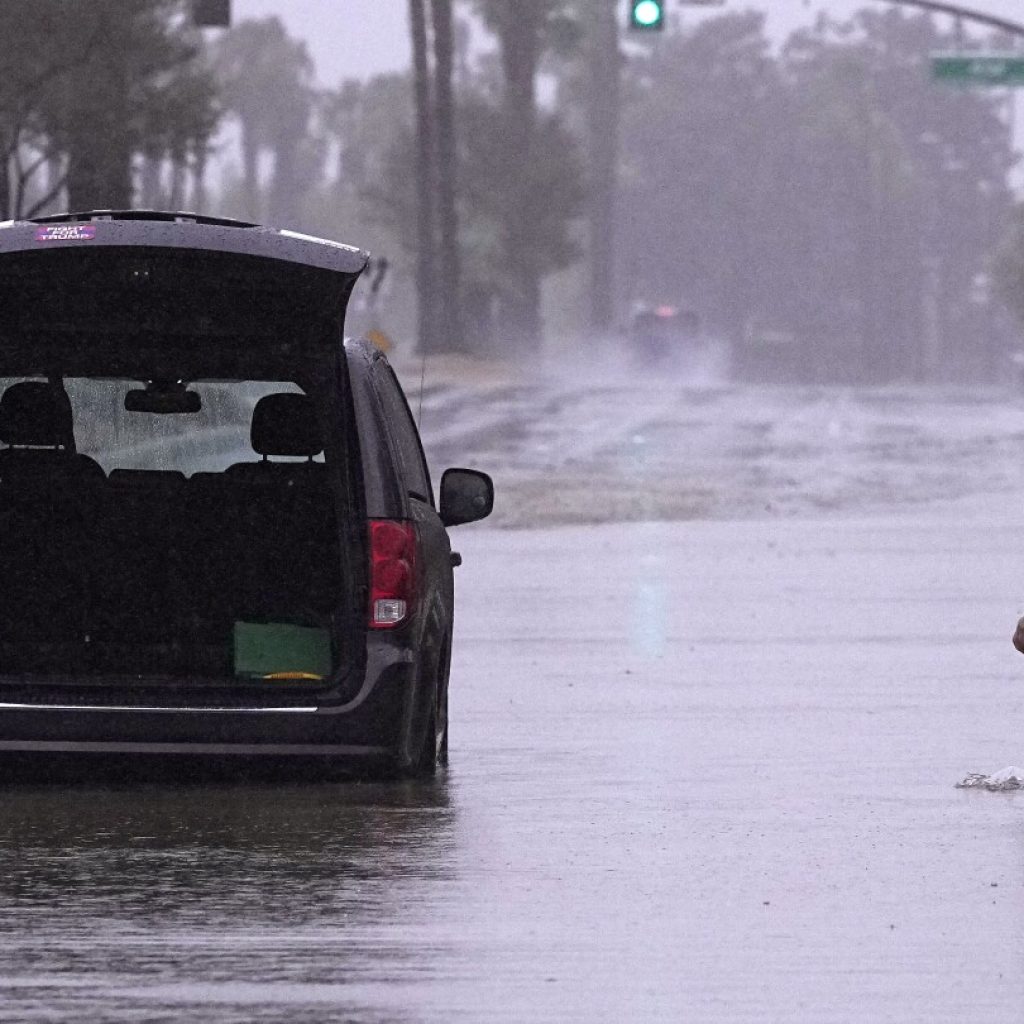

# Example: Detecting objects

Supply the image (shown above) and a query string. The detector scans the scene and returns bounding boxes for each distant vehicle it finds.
[0,211,493,778]
[629,304,702,365]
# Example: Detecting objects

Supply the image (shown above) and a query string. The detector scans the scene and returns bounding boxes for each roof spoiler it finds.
[0,210,370,277]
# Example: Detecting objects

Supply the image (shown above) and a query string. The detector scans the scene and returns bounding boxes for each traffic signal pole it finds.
[192,0,231,27]
[629,1,1024,39]
[869,1,1024,39]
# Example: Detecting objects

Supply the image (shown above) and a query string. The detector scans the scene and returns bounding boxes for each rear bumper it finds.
[0,647,414,762]
[0,737,391,757]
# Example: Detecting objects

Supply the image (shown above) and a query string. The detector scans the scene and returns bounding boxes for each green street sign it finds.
[932,53,1024,86]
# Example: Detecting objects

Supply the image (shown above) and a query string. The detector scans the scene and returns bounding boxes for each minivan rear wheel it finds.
[409,688,439,778]
[404,641,450,779]
[438,684,449,766]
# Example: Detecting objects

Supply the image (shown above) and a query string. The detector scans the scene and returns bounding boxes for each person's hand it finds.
[1013,617,1024,654]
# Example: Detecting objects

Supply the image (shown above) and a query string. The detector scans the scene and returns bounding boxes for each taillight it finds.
[369,519,418,628]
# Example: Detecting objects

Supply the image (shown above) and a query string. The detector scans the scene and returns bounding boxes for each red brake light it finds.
[369,520,418,628]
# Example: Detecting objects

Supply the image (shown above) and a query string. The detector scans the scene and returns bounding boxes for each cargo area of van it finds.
[0,237,367,706]
[0,374,354,701]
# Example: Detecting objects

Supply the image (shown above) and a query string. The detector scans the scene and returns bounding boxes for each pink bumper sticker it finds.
[35,224,97,242]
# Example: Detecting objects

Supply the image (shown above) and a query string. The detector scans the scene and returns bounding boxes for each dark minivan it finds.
[0,211,492,777]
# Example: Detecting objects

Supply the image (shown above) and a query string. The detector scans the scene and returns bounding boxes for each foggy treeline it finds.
[1,1,1023,383]
[0,1,216,216]
[625,11,1017,385]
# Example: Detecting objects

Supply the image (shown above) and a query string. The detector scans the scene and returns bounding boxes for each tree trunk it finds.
[269,135,299,226]
[191,146,208,214]
[0,137,11,221]
[240,124,260,220]
[431,0,463,352]
[140,153,162,209]
[65,131,132,210]
[168,159,186,211]
[409,0,439,355]
[587,0,620,334]
[494,2,544,353]
[65,42,132,210]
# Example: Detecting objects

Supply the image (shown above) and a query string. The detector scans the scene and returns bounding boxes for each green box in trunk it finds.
[233,621,332,679]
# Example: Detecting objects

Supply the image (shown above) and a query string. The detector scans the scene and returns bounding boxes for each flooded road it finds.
[3,499,1024,1021]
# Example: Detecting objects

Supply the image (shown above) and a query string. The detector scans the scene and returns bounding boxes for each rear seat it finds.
[0,381,104,487]
[188,394,340,640]
[0,384,341,674]
[225,392,325,484]
[84,394,339,661]
[0,383,105,643]
[89,470,188,648]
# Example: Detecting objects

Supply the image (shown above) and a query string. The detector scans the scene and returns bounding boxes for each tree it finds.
[457,96,584,309]
[432,0,463,352]
[617,9,1013,382]
[993,207,1024,333]
[621,13,783,337]
[584,0,620,333]
[48,1,217,211]
[335,2,585,357]
[782,10,1014,380]
[213,17,315,223]
[137,46,220,211]
[472,0,584,352]
[0,1,218,215]
[0,4,82,218]
[403,0,465,356]
[408,0,440,355]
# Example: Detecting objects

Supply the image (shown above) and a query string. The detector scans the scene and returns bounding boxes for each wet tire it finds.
[438,684,449,767]
[410,687,439,778]
[401,638,451,780]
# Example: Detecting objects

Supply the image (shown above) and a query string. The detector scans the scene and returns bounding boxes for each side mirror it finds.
[439,468,493,527]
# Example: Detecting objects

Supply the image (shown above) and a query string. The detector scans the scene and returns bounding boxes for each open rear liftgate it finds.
[0,213,415,762]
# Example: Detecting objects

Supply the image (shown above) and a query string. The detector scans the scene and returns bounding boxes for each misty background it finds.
[7,9,1024,1022]
[4,0,1024,384]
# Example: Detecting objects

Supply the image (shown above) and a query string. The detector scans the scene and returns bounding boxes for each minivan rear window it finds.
[89,378,312,474]
[0,377,313,475]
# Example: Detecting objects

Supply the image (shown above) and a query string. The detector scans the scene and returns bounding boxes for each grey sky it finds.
[231,1,1024,87]
[231,0,411,86]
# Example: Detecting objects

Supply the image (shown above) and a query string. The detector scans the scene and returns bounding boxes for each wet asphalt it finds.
[2,511,1024,1022]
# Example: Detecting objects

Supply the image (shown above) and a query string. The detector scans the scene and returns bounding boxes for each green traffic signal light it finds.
[631,0,665,30]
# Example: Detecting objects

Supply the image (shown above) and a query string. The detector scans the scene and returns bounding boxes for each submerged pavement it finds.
[1,503,1024,1021]
[416,376,1024,527]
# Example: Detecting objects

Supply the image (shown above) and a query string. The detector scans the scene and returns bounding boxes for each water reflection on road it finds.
[5,512,1024,1022]
[0,781,454,1023]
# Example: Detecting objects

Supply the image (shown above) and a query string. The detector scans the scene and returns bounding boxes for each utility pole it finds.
[589,0,620,333]
[409,0,439,356]
[192,1,231,28]
[432,0,462,352]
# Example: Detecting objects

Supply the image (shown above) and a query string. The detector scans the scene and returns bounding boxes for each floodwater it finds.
[3,504,1024,1020]
[416,373,1024,527]
[4,383,1024,1021]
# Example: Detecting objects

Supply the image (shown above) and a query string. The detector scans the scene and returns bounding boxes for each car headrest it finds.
[0,382,74,448]
[251,393,322,458]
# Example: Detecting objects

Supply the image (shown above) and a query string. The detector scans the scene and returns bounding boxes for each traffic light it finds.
[192,0,231,27]
[630,0,665,31]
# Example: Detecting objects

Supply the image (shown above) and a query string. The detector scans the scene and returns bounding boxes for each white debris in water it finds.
[957,766,1024,791]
